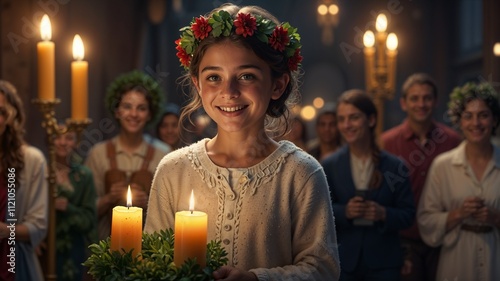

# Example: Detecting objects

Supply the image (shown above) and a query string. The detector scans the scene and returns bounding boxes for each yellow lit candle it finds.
[110,186,143,257]
[375,14,388,69]
[174,190,208,267]
[386,33,398,91]
[363,30,375,90]
[71,34,88,120]
[37,14,55,100]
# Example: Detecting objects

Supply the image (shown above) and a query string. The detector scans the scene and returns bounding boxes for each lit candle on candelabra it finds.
[386,33,398,91]
[375,14,388,69]
[363,30,375,89]
[37,14,55,100]
[174,190,207,267]
[71,34,88,120]
[110,186,143,257]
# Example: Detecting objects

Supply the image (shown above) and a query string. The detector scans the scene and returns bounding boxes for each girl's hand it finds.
[472,206,500,225]
[460,196,484,218]
[363,200,386,221]
[55,197,68,211]
[345,196,367,219]
[213,266,258,281]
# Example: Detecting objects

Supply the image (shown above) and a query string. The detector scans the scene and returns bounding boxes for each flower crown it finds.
[175,10,303,71]
[447,81,499,126]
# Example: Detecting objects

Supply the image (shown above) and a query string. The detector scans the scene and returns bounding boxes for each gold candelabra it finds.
[32,98,91,281]
[363,13,398,139]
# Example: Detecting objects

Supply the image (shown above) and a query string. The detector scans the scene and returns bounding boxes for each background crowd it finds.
[0,18,499,278]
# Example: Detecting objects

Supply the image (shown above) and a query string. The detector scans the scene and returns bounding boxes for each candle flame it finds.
[375,14,387,33]
[127,185,132,207]
[73,34,85,61]
[386,33,398,51]
[189,190,195,213]
[40,14,52,41]
[363,30,375,48]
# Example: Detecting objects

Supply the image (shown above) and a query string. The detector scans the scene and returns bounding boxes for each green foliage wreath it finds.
[83,229,228,281]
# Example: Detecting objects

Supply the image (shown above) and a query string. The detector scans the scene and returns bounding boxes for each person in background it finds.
[0,80,48,280]
[156,103,185,150]
[281,116,308,150]
[418,82,500,281]
[145,3,340,280]
[85,70,169,241]
[322,89,414,281]
[381,73,461,281]
[308,108,342,161]
[53,127,97,281]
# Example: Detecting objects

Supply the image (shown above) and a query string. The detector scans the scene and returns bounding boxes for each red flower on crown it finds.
[234,13,257,37]
[191,16,212,40]
[175,39,191,67]
[287,48,303,71]
[269,26,290,52]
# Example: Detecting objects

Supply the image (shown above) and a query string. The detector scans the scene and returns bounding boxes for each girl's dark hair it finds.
[0,80,25,173]
[338,89,382,189]
[179,3,301,139]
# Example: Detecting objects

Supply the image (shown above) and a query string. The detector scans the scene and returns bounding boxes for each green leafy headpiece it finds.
[448,81,500,129]
[175,10,302,71]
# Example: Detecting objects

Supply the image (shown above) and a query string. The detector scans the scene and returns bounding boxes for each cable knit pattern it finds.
[145,139,340,281]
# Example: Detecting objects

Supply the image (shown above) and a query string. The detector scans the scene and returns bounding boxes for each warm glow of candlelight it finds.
[127,186,132,207]
[313,97,325,109]
[494,42,500,56]
[317,4,327,16]
[375,14,387,33]
[386,33,398,51]
[189,190,195,212]
[72,34,85,61]
[40,14,52,41]
[363,30,375,48]
[301,105,316,121]
[329,4,339,15]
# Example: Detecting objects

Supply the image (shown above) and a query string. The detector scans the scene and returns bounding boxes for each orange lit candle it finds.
[71,34,88,120]
[37,14,55,100]
[110,186,142,257]
[174,190,207,267]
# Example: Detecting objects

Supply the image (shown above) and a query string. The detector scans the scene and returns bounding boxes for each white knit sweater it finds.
[145,139,340,281]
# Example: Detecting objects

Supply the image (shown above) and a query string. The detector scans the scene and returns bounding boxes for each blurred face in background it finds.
[54,130,77,159]
[460,99,495,145]
[400,83,437,124]
[316,113,339,145]
[158,113,180,147]
[337,103,375,146]
[115,90,151,135]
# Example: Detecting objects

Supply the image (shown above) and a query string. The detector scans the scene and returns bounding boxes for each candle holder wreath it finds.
[83,229,228,281]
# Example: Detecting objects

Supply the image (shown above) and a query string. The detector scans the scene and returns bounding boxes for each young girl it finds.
[145,4,340,281]
[321,89,415,280]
